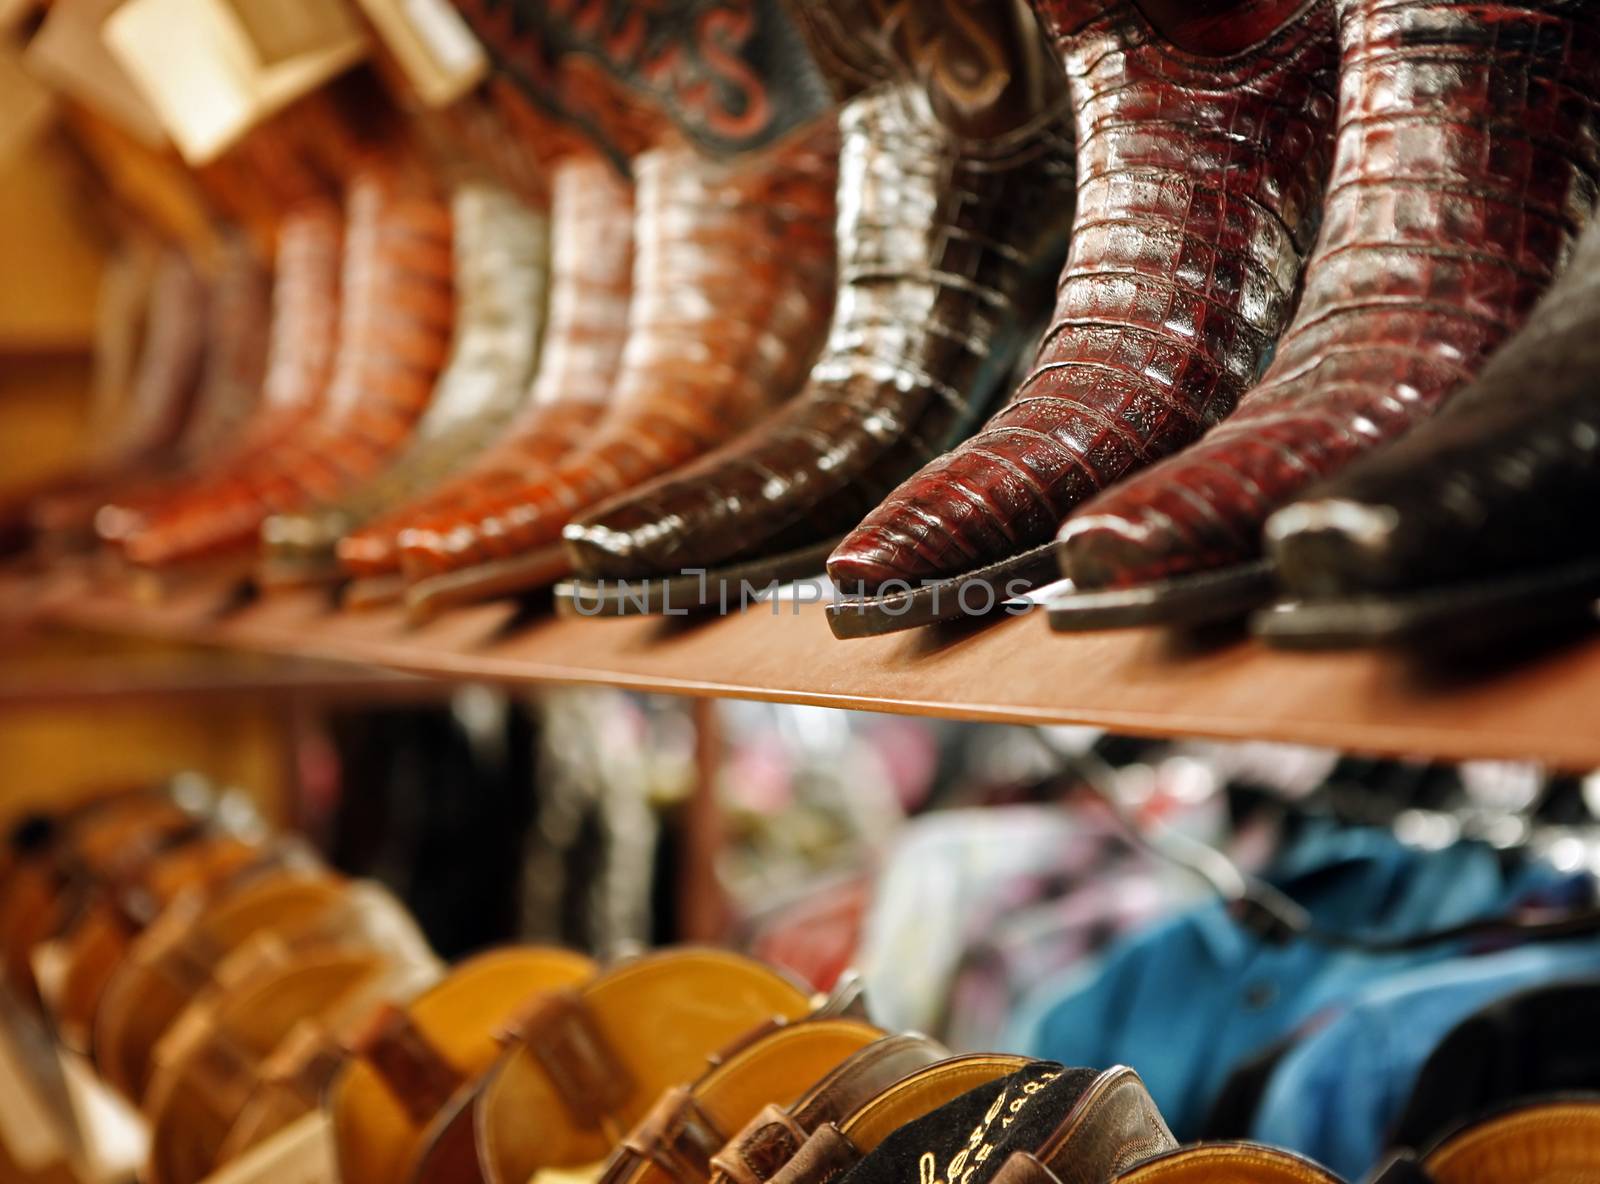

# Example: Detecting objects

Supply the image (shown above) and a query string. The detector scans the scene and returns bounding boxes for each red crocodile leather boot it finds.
[1052,0,1600,630]
[113,165,455,569]
[825,0,1339,637]
[396,125,839,618]
[335,147,634,604]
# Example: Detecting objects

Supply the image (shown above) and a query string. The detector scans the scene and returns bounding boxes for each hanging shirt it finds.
[1251,940,1600,1178]
[1008,824,1581,1138]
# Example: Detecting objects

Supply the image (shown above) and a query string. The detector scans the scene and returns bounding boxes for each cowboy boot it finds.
[334,148,634,604]
[10,244,209,554]
[555,0,1074,613]
[257,179,548,586]
[94,201,344,549]
[825,0,1339,637]
[115,163,456,568]
[397,124,838,617]
[1258,204,1600,648]
[30,234,272,548]
[1053,0,1600,630]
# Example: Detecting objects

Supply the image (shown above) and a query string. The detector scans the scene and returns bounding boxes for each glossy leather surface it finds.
[114,168,456,567]
[215,949,459,1167]
[561,0,1075,583]
[826,0,1338,593]
[331,946,595,1184]
[395,125,838,586]
[261,181,548,567]
[1267,204,1600,597]
[338,153,633,579]
[95,204,344,548]
[1061,0,1600,592]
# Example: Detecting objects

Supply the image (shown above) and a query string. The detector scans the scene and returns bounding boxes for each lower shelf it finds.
[6,563,1600,767]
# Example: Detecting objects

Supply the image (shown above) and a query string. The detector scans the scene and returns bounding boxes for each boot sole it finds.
[1251,558,1600,651]
[825,542,1059,639]
[403,545,569,624]
[1045,560,1276,632]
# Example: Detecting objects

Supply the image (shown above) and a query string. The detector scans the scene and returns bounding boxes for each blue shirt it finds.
[1007,824,1576,1138]
[1251,942,1600,1178]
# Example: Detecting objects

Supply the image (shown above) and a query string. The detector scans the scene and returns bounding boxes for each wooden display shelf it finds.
[4,563,1600,767]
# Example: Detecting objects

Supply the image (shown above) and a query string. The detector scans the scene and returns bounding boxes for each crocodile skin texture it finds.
[396,125,838,583]
[1061,0,1600,593]
[95,204,344,548]
[1267,204,1600,597]
[559,0,1077,583]
[336,152,634,579]
[260,182,548,567]
[826,0,1339,594]
[114,171,456,568]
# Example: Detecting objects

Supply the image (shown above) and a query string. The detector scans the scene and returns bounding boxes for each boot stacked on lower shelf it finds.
[3,785,1600,1184]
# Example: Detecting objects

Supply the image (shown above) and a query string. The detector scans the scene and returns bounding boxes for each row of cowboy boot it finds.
[335,150,635,606]
[395,126,840,619]
[1046,0,1600,632]
[258,178,549,586]
[93,201,346,552]
[29,0,1600,655]
[29,234,274,549]
[555,0,1075,614]
[528,0,1600,647]
[80,69,460,571]
[108,160,457,569]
